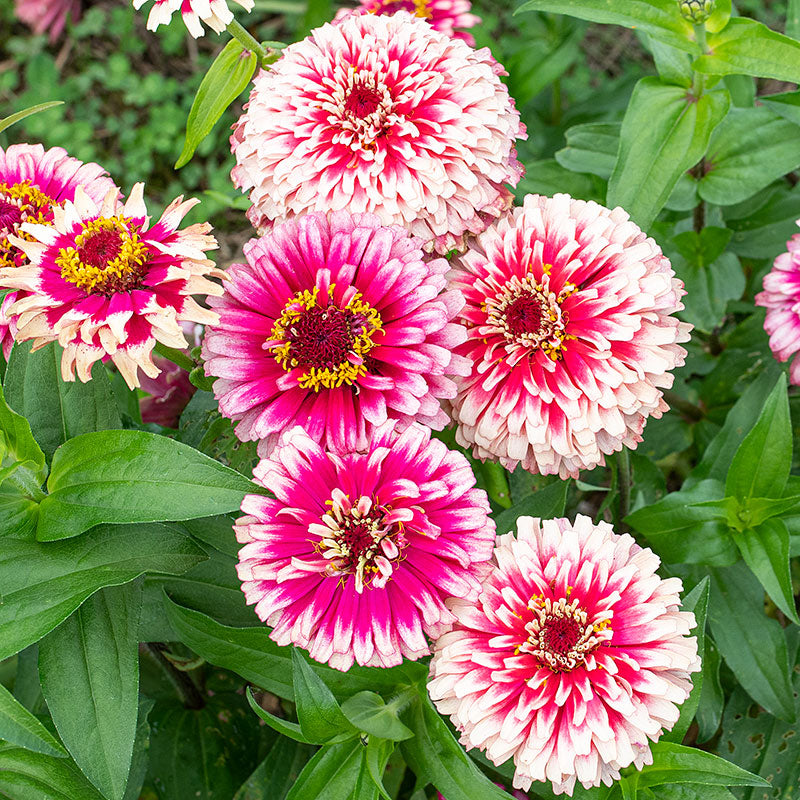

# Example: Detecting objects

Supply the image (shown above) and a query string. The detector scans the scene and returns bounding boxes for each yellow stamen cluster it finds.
[56,215,150,295]
[269,284,383,392]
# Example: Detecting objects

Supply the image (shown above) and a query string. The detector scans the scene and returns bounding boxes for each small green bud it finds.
[679,0,715,24]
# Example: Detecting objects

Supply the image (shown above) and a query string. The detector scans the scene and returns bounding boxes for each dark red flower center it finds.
[338,520,381,572]
[503,292,545,337]
[540,616,584,656]
[345,86,383,118]
[77,228,124,269]
[0,199,23,231]
[287,306,362,370]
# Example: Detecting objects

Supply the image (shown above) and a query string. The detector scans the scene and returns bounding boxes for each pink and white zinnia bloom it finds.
[0,184,224,388]
[231,12,525,254]
[755,224,800,384]
[0,143,118,360]
[449,193,692,478]
[236,422,496,671]
[203,211,468,457]
[335,0,481,45]
[132,0,254,37]
[429,515,700,796]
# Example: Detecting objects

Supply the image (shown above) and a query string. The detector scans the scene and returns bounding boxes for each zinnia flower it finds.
[429,515,700,796]
[0,143,118,360]
[235,421,496,670]
[0,183,223,388]
[230,11,525,255]
[755,224,800,384]
[202,211,468,457]
[132,0,254,37]
[14,0,80,40]
[448,193,692,479]
[334,0,481,45]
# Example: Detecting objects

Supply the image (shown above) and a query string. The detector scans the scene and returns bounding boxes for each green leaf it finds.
[789,0,800,38]
[625,480,737,565]
[696,639,723,742]
[291,649,358,744]
[493,480,569,536]
[759,89,800,127]
[4,342,121,462]
[364,738,394,800]
[245,687,311,744]
[664,578,709,743]
[234,735,313,800]
[0,523,205,661]
[0,384,45,484]
[725,373,790,501]
[726,184,800,259]
[516,160,600,203]
[145,694,262,800]
[648,37,693,87]
[0,101,63,135]
[162,597,420,702]
[607,78,730,230]
[698,108,800,206]
[694,18,800,83]
[123,699,154,800]
[555,122,620,178]
[175,39,258,168]
[285,740,370,800]
[638,742,769,788]
[37,429,261,541]
[341,692,414,742]
[708,563,796,721]
[732,518,799,625]
[515,0,696,53]
[0,683,66,757]
[38,581,142,800]
[300,0,333,34]
[0,745,107,800]
[399,695,509,800]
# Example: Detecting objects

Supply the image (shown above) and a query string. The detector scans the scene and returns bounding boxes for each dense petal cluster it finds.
[231,11,525,254]
[429,515,699,796]
[335,0,481,44]
[14,0,80,40]
[236,421,496,670]
[755,225,800,384]
[132,0,254,37]
[448,193,692,478]
[0,143,118,359]
[203,211,468,457]
[0,184,223,388]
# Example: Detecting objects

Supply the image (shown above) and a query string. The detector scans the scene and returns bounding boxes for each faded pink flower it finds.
[448,193,692,479]
[202,211,468,458]
[335,0,481,45]
[0,143,118,360]
[132,0,254,37]
[429,515,700,796]
[756,225,800,384]
[0,184,223,388]
[14,0,80,40]
[236,421,496,670]
[231,11,525,255]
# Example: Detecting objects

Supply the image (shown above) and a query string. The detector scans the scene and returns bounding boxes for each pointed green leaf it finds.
[0,683,66,757]
[365,738,394,800]
[494,480,569,535]
[0,745,107,800]
[245,687,311,744]
[555,122,620,178]
[284,740,369,800]
[341,692,413,742]
[233,735,313,800]
[0,101,63,135]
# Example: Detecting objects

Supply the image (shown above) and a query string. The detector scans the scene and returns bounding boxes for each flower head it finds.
[0,143,118,360]
[231,12,525,254]
[755,225,800,384]
[448,193,691,478]
[236,421,496,670]
[14,0,80,40]
[0,183,223,388]
[335,0,481,45]
[429,515,700,796]
[202,211,468,457]
[132,0,254,37]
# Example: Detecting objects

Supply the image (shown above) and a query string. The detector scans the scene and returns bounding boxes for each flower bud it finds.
[680,0,715,24]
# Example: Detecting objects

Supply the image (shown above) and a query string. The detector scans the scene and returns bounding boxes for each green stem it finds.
[663,389,704,422]
[481,461,512,509]
[617,448,631,527]
[154,342,194,372]
[227,18,267,64]
[142,642,205,710]
[691,24,708,98]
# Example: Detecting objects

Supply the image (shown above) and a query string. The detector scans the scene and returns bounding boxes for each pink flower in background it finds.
[429,515,700,796]
[132,0,254,38]
[0,183,223,388]
[437,788,527,800]
[448,193,691,479]
[231,12,525,255]
[202,211,468,458]
[14,0,80,41]
[756,225,800,384]
[0,143,118,360]
[235,421,496,670]
[335,0,481,45]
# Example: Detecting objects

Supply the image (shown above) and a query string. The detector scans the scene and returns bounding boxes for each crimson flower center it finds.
[289,306,359,369]
[540,616,583,655]
[77,228,124,269]
[503,292,545,337]
[345,86,382,118]
[0,181,55,270]
[0,199,23,231]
